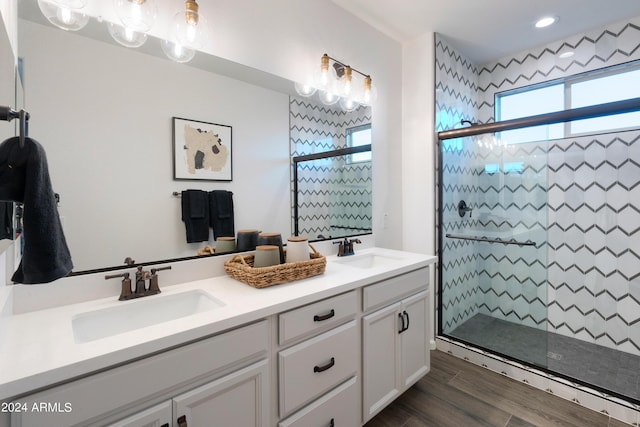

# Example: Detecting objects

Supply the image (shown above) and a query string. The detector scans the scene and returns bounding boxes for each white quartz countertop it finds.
[0,247,436,401]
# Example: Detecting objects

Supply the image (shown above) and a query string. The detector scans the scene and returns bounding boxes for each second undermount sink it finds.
[72,290,225,343]
[334,252,401,269]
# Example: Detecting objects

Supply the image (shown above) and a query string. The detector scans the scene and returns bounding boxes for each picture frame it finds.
[173,117,233,181]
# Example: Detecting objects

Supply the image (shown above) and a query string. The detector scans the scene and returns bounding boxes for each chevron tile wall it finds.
[289,97,372,239]
[436,15,640,355]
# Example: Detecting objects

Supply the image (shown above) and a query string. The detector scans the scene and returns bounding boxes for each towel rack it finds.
[172,191,182,197]
[0,105,30,148]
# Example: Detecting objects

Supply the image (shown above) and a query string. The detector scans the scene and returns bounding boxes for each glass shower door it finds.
[439,132,549,367]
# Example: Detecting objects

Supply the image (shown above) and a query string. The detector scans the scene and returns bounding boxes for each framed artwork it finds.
[173,117,232,181]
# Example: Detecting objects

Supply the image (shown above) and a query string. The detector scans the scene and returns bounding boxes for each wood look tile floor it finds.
[365,350,631,427]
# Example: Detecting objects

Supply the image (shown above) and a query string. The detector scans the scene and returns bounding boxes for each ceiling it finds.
[331,0,640,64]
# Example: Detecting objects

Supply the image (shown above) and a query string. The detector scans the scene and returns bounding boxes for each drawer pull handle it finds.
[314,357,335,373]
[314,309,335,322]
[177,415,188,427]
[398,312,405,334]
[329,418,335,427]
[404,310,410,331]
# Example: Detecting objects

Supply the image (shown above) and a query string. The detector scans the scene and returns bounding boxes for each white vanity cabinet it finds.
[277,291,360,426]
[361,268,430,422]
[11,321,269,427]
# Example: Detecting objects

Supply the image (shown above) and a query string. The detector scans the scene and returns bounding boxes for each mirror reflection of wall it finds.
[290,96,372,240]
[19,19,291,273]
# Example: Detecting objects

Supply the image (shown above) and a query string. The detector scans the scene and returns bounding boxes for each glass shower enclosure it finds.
[438,98,640,404]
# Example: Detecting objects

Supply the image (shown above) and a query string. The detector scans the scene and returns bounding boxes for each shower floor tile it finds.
[450,313,640,402]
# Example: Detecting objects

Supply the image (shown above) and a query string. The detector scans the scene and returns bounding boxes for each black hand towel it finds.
[0,201,12,240]
[209,190,234,239]
[0,136,73,284]
[181,190,210,243]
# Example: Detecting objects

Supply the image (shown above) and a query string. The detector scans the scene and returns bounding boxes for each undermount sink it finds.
[72,290,225,343]
[334,252,401,269]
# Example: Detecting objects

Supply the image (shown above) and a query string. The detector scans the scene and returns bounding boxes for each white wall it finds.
[21,20,292,271]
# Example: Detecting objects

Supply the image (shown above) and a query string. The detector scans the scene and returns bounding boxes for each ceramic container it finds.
[237,229,261,251]
[286,236,310,263]
[215,236,236,253]
[258,232,284,263]
[253,245,280,268]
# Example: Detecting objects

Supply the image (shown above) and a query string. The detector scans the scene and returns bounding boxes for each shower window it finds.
[346,124,372,163]
[496,60,640,142]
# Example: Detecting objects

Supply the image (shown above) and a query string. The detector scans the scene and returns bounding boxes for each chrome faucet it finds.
[334,237,362,257]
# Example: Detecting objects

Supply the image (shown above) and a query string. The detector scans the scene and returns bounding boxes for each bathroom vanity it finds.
[0,247,436,426]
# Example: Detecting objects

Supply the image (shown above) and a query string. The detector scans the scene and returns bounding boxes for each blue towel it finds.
[0,136,73,284]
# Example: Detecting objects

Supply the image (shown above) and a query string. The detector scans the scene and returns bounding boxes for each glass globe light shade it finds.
[108,22,148,48]
[294,82,317,97]
[336,66,354,97]
[318,90,340,106]
[113,0,157,33]
[339,97,359,112]
[171,7,207,49]
[38,0,89,31]
[49,0,87,8]
[161,39,196,63]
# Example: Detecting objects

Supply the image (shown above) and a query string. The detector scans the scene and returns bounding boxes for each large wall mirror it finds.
[17,1,372,275]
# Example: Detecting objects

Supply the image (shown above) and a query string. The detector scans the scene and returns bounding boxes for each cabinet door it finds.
[362,302,401,422]
[106,401,172,427]
[400,291,430,388]
[172,359,269,427]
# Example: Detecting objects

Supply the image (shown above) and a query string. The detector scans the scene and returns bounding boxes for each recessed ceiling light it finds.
[535,16,558,28]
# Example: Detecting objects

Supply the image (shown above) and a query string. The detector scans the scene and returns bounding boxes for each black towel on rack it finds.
[0,201,12,240]
[0,136,73,284]
[208,190,234,239]
[181,190,210,243]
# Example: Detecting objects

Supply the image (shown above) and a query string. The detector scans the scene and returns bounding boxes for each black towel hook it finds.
[1,105,30,148]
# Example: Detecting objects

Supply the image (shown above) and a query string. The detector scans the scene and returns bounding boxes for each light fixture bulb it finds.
[339,97,359,112]
[317,54,331,89]
[318,90,340,106]
[340,66,353,96]
[294,82,317,97]
[362,76,378,105]
[108,22,148,48]
[161,39,196,63]
[113,0,157,33]
[172,0,206,49]
[38,0,89,31]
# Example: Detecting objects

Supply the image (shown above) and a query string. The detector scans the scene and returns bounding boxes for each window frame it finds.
[345,123,372,164]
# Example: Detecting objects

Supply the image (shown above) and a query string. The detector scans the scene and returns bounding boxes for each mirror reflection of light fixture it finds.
[172,0,207,49]
[37,0,89,31]
[108,22,148,48]
[49,0,87,8]
[161,39,196,63]
[113,0,157,33]
[294,53,375,111]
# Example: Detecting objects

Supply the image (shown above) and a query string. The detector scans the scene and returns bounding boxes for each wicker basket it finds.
[224,244,326,288]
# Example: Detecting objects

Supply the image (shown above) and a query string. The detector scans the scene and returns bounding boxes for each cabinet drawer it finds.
[279,290,357,345]
[278,377,358,427]
[279,320,358,417]
[363,268,428,312]
[12,321,268,427]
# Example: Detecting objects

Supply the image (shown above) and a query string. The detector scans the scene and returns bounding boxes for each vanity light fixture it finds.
[295,53,377,111]
[37,0,89,31]
[113,0,158,34]
[161,39,196,63]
